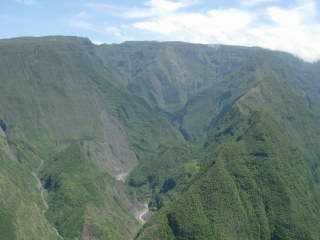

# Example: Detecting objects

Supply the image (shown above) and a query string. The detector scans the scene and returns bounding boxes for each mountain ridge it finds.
[0,36,319,240]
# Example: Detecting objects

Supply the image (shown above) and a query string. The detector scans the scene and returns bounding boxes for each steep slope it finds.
[0,36,320,240]
[99,42,320,217]
[0,126,60,239]
[97,42,320,142]
[41,142,139,240]
[0,36,138,175]
[0,36,183,239]
[136,74,320,239]
[98,42,256,140]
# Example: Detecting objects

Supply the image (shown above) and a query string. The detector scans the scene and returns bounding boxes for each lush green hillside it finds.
[0,126,60,239]
[0,36,183,239]
[0,36,320,240]
[136,73,320,240]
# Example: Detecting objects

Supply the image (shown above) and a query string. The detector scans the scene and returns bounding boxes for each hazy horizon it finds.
[1,0,319,61]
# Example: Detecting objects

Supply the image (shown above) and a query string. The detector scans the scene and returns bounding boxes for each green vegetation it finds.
[136,75,320,240]
[42,142,139,240]
[0,36,320,239]
[0,129,59,240]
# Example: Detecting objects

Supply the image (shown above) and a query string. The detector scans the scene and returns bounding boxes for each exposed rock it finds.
[0,119,7,132]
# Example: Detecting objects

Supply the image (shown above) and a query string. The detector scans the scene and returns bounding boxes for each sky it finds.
[0,0,319,61]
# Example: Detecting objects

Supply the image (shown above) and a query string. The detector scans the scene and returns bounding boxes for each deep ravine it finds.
[31,159,64,240]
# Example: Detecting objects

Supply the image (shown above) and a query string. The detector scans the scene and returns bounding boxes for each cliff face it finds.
[0,36,320,240]
[0,36,182,240]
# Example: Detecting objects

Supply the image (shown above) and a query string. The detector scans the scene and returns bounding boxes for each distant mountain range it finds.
[0,36,320,240]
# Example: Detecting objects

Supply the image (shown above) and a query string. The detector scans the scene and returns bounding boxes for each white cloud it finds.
[241,0,280,7]
[77,0,320,61]
[129,0,320,61]
[133,9,253,38]
[267,0,316,26]
[146,0,197,12]
[86,0,199,19]
[69,11,129,42]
